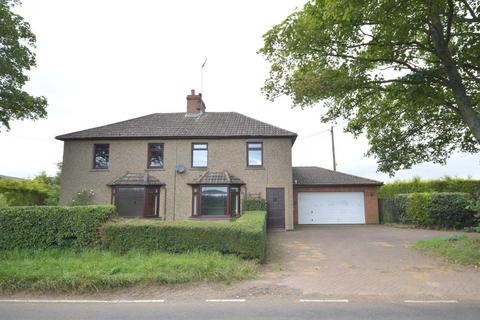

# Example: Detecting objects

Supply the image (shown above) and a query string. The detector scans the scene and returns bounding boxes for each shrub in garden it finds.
[405,193,432,226]
[70,189,95,206]
[465,193,480,232]
[100,211,267,261]
[394,194,410,223]
[243,198,267,211]
[386,192,476,229]
[0,205,115,250]
[429,193,475,229]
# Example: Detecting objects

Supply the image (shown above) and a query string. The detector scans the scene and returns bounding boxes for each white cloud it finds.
[0,0,478,182]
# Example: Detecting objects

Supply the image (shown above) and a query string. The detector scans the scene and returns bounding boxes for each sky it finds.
[0,0,478,182]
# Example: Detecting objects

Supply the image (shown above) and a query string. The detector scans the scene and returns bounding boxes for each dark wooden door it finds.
[266,188,285,228]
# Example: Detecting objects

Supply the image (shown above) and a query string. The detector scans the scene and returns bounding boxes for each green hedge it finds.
[379,194,408,223]
[378,177,480,199]
[405,193,432,226]
[100,211,267,262]
[380,193,475,228]
[243,198,267,211]
[0,205,115,250]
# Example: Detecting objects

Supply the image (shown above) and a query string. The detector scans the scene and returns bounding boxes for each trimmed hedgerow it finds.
[429,193,476,229]
[405,193,432,226]
[243,198,267,211]
[378,177,480,199]
[0,205,115,250]
[380,192,476,229]
[379,194,409,223]
[100,211,267,262]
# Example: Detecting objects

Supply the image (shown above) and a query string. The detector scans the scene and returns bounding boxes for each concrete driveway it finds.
[259,225,480,300]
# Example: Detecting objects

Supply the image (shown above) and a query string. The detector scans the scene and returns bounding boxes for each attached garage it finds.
[293,167,383,225]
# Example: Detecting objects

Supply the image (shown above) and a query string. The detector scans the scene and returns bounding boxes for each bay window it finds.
[192,185,241,217]
[111,186,160,218]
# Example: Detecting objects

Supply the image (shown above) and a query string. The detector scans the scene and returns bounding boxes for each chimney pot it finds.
[191,89,195,95]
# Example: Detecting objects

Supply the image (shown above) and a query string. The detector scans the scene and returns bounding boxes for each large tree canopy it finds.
[0,0,47,131]
[260,0,480,175]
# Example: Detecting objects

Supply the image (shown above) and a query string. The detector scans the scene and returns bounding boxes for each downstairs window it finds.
[192,185,241,217]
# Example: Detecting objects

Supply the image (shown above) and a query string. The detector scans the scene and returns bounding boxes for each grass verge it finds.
[415,235,480,267]
[0,249,257,293]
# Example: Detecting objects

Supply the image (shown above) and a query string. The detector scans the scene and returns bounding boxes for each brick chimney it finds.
[186,89,206,114]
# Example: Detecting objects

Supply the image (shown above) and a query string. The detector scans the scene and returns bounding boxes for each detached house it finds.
[57,90,382,230]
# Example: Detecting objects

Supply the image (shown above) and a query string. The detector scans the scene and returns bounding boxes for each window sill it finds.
[146,168,165,171]
[245,166,265,170]
[190,167,208,171]
[90,169,109,172]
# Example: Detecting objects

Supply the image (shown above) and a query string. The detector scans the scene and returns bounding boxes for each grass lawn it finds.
[0,249,257,293]
[415,235,480,267]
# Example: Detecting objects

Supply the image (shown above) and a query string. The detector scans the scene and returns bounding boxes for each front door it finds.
[266,188,285,228]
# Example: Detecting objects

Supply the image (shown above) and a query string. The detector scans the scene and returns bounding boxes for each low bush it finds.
[100,211,267,262]
[379,194,409,223]
[0,205,115,250]
[380,192,476,229]
[243,198,267,211]
[405,193,432,226]
[465,194,480,232]
[378,176,480,199]
[429,193,475,229]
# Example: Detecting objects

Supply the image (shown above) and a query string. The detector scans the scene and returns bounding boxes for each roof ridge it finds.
[224,171,231,183]
[196,171,208,183]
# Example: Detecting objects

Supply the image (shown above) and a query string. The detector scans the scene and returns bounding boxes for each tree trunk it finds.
[429,12,480,144]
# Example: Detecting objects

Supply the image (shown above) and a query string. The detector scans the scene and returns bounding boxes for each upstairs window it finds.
[147,143,164,168]
[192,143,208,168]
[247,142,263,167]
[93,144,109,169]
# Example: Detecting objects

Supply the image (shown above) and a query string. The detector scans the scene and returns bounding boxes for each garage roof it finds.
[293,166,383,186]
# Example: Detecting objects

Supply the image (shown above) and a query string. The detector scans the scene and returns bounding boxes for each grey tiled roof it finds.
[108,172,164,186]
[293,166,383,186]
[56,112,297,141]
[190,171,245,185]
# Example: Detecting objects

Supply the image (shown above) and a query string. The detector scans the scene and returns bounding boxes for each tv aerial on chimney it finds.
[201,58,207,95]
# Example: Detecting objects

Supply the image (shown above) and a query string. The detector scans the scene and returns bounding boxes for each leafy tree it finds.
[0,162,61,206]
[0,0,47,130]
[260,0,480,174]
[33,162,62,205]
[0,177,49,206]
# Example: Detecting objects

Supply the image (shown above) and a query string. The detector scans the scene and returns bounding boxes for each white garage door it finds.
[298,192,365,224]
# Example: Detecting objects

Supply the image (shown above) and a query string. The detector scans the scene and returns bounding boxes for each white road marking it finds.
[0,299,165,304]
[299,299,349,303]
[404,300,458,304]
[205,299,246,303]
